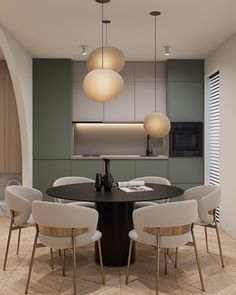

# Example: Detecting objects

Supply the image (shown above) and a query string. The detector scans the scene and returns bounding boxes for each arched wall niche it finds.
[0,25,32,186]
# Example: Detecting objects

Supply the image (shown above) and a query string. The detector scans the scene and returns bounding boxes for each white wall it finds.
[0,25,32,187]
[205,33,236,239]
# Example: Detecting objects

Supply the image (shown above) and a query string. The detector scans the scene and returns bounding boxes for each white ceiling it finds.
[0,0,235,61]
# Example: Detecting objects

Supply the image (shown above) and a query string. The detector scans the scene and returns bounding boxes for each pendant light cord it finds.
[101,3,104,68]
[105,23,108,46]
[150,11,161,111]
[154,14,157,111]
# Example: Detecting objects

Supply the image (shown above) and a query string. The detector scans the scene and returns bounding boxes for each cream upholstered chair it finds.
[184,184,224,267]
[25,201,105,295]
[125,200,205,294]
[130,176,171,208]
[53,176,95,207]
[3,186,43,271]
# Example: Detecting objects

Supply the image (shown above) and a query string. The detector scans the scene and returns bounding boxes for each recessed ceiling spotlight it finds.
[164,45,171,56]
[81,45,88,56]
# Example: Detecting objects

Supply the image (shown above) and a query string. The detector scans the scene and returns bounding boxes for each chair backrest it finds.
[133,200,197,246]
[184,185,221,224]
[53,176,95,203]
[5,186,43,225]
[131,176,171,186]
[32,201,98,245]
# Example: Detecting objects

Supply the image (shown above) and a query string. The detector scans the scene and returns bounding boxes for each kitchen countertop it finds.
[71,155,169,160]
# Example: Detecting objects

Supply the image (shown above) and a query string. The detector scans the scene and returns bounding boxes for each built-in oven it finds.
[169,122,203,157]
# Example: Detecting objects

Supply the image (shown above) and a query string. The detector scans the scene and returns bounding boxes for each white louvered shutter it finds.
[209,71,220,222]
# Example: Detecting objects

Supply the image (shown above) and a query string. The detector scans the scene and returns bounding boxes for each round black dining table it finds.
[46,183,183,266]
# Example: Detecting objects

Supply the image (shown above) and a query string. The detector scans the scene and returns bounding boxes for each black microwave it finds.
[169,122,203,157]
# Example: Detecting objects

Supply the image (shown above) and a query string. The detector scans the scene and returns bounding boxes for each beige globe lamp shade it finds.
[83,68,124,102]
[87,46,125,73]
[144,112,171,138]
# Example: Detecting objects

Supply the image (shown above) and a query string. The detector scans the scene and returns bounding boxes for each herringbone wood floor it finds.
[0,217,236,294]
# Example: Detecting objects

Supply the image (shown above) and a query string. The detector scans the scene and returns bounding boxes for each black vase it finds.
[95,173,103,191]
[103,173,114,191]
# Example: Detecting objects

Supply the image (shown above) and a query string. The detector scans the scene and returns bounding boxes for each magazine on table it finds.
[117,181,153,193]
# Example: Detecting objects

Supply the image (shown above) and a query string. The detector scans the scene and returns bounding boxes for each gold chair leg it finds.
[204,226,209,253]
[62,249,66,276]
[97,240,105,285]
[175,247,178,269]
[164,248,167,275]
[25,227,39,294]
[59,249,62,256]
[191,227,205,292]
[16,228,22,255]
[50,248,54,270]
[125,239,133,284]
[215,221,225,268]
[3,218,14,271]
[72,232,77,295]
[156,233,160,295]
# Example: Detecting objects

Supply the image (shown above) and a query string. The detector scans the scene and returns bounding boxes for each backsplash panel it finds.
[73,123,167,156]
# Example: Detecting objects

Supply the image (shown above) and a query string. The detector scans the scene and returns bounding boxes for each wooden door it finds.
[4,62,22,172]
[0,61,4,172]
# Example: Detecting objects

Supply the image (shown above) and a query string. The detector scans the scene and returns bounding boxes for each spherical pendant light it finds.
[143,11,171,140]
[144,112,171,138]
[83,68,124,102]
[87,46,125,73]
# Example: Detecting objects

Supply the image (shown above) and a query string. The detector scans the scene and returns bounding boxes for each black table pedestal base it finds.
[95,202,135,266]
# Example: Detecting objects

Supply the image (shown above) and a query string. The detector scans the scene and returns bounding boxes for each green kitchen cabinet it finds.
[33,59,72,159]
[71,159,104,180]
[169,158,204,184]
[33,160,71,200]
[167,60,204,82]
[167,59,204,122]
[135,160,168,178]
[110,160,136,182]
[168,82,204,122]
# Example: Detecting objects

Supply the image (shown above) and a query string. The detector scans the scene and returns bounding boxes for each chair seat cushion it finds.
[14,214,35,227]
[26,214,35,226]
[135,202,158,209]
[129,229,192,248]
[38,229,102,249]
[194,216,213,226]
[68,201,95,208]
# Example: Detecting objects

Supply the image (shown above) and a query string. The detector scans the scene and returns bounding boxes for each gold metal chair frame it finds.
[3,210,28,271]
[25,224,105,295]
[202,209,224,267]
[174,209,224,269]
[125,223,205,295]
[3,210,54,272]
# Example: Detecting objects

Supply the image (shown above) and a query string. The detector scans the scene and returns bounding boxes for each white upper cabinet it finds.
[156,81,167,114]
[135,62,166,82]
[73,82,103,122]
[103,82,135,122]
[135,82,155,121]
[103,62,135,122]
[72,61,166,122]
[135,62,166,121]
[120,62,135,82]
[72,62,103,121]
[135,62,155,81]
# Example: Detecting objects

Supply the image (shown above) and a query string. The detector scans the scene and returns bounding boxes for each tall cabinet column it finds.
[33,59,72,199]
[167,59,204,190]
